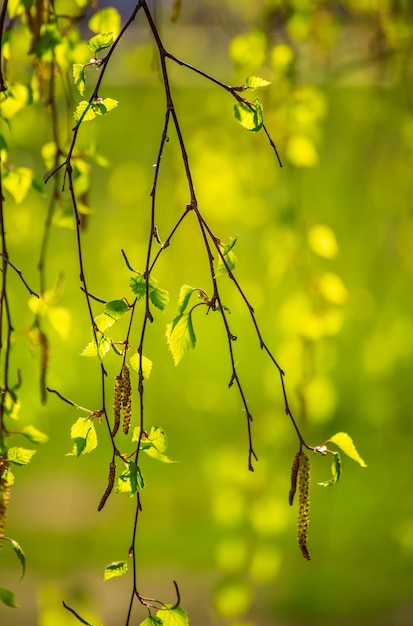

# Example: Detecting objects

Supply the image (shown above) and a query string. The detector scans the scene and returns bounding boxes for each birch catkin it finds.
[289,451,301,506]
[297,451,311,560]
[112,374,123,437]
[121,364,132,435]
[98,461,116,512]
[0,472,10,541]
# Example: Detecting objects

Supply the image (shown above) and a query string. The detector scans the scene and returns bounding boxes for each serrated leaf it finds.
[104,299,129,320]
[245,75,271,90]
[166,313,196,365]
[2,468,14,485]
[101,97,118,112]
[156,605,189,626]
[328,432,367,467]
[129,352,152,379]
[88,32,113,54]
[21,425,49,444]
[148,426,168,453]
[8,447,36,466]
[95,313,117,332]
[130,275,169,311]
[318,452,342,487]
[140,617,163,626]
[0,587,18,608]
[104,560,128,581]
[116,462,145,495]
[73,63,86,95]
[68,417,97,456]
[176,285,197,316]
[234,98,263,132]
[143,446,174,463]
[150,285,170,311]
[81,333,111,358]
[74,100,96,124]
[217,236,238,275]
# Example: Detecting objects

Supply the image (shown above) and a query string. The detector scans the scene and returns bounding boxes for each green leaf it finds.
[8,447,36,466]
[130,275,169,311]
[156,605,189,626]
[176,285,197,316]
[129,352,153,379]
[104,299,129,320]
[88,32,113,54]
[97,97,119,115]
[143,447,174,464]
[67,417,97,457]
[140,617,163,626]
[0,587,18,608]
[81,332,111,358]
[116,462,145,495]
[328,432,367,467]
[74,101,96,124]
[148,426,168,453]
[104,560,128,581]
[10,539,25,578]
[233,98,263,132]
[217,236,238,275]
[20,425,49,444]
[73,64,86,96]
[2,468,14,485]
[95,313,117,332]
[318,452,342,487]
[89,8,121,37]
[245,76,271,90]
[166,313,196,365]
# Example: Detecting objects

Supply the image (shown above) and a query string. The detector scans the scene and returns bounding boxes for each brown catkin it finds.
[97,461,116,511]
[297,452,311,560]
[111,374,123,437]
[39,331,49,405]
[121,364,132,435]
[289,452,301,506]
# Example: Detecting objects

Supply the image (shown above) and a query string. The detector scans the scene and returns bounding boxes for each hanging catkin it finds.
[98,461,116,511]
[289,451,301,506]
[297,451,311,560]
[112,374,123,437]
[121,364,132,435]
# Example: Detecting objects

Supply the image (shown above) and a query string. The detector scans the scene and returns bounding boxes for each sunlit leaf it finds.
[95,313,117,332]
[116,462,145,494]
[81,332,111,358]
[233,98,263,132]
[89,8,121,37]
[130,275,169,311]
[2,468,14,485]
[8,447,36,466]
[140,617,163,626]
[104,299,129,320]
[148,426,168,453]
[68,417,97,456]
[3,167,33,203]
[0,83,31,119]
[318,452,342,487]
[0,587,18,608]
[143,446,174,463]
[88,32,113,54]
[245,76,271,90]
[217,236,238,275]
[156,605,189,626]
[328,432,367,467]
[21,425,49,444]
[74,101,96,124]
[104,560,128,581]
[176,285,197,316]
[129,352,153,378]
[73,64,86,96]
[10,539,25,578]
[166,313,196,365]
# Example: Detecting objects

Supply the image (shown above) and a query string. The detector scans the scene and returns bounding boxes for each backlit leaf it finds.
[88,32,113,54]
[8,447,36,466]
[143,446,174,463]
[74,101,96,124]
[166,313,196,365]
[10,539,25,578]
[104,560,128,581]
[129,352,153,379]
[21,425,49,444]
[234,98,263,132]
[328,432,367,467]
[130,275,169,311]
[116,462,145,494]
[104,299,129,320]
[68,417,97,456]
[156,605,189,626]
[176,285,197,316]
[3,167,33,203]
[318,452,342,487]
[217,236,238,275]
[73,64,86,95]
[140,617,163,626]
[245,76,271,90]
[89,8,121,37]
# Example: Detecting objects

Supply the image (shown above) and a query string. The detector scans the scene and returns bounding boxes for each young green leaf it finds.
[116,462,145,495]
[166,313,196,365]
[81,333,111,358]
[176,285,198,316]
[143,447,174,463]
[10,539,25,578]
[20,426,49,445]
[74,101,96,124]
[129,352,153,379]
[318,452,342,487]
[217,236,238,275]
[68,417,97,457]
[328,432,367,467]
[3,166,33,204]
[245,76,271,90]
[104,299,129,320]
[104,560,128,581]
[130,275,169,311]
[0,587,18,608]
[89,8,121,38]
[73,64,86,96]
[156,605,189,626]
[88,32,113,54]
[148,426,168,453]
[8,447,36,466]
[234,98,263,132]
[140,617,163,626]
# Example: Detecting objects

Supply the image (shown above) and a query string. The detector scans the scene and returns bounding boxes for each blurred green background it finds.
[1,1,413,625]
